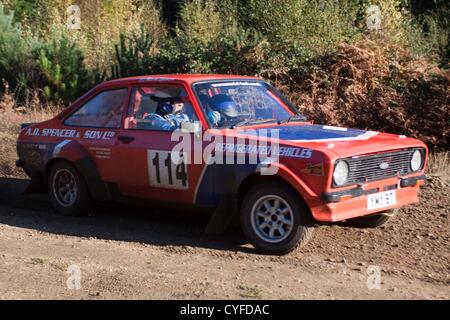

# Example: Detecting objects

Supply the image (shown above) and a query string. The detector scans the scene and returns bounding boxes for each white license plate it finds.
[367,190,396,210]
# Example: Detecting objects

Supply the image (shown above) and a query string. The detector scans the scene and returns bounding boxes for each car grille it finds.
[335,148,425,187]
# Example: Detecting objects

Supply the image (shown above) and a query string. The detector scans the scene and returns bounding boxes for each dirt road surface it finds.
[0,176,448,300]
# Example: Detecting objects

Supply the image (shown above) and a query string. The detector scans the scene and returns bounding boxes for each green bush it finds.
[409,8,449,67]
[177,0,223,45]
[110,2,258,76]
[235,0,359,54]
[109,0,357,78]
[0,3,30,93]
[209,27,267,74]
[111,24,157,78]
[156,0,229,74]
[153,0,360,78]
[150,1,274,75]
[365,0,447,66]
[34,29,90,104]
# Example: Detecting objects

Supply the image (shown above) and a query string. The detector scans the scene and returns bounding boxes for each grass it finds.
[427,152,450,182]
[0,92,57,134]
[28,257,50,265]
[237,283,263,299]
[50,261,67,271]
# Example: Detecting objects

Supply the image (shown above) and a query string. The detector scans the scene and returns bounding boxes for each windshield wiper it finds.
[230,118,277,129]
[278,114,307,124]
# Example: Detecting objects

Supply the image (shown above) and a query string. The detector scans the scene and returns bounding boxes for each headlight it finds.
[333,160,349,186]
[410,150,423,171]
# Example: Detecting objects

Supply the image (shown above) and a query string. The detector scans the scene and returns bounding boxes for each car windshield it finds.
[193,80,299,128]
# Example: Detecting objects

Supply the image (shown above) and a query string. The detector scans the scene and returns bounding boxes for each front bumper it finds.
[312,174,427,222]
[321,174,427,203]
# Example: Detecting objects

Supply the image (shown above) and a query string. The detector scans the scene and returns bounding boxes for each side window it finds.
[65,88,128,128]
[124,85,198,131]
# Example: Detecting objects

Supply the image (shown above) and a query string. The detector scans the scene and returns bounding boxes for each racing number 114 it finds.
[147,150,188,190]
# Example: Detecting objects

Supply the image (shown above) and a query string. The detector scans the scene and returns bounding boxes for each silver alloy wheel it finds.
[250,195,294,243]
[52,168,78,207]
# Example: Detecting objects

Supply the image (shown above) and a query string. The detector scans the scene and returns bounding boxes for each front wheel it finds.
[48,161,92,216]
[241,183,314,255]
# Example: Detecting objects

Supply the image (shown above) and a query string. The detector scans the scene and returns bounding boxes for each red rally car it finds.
[16,74,428,254]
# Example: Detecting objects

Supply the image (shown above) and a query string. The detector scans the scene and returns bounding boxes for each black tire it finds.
[48,160,92,216]
[345,209,397,228]
[240,182,314,255]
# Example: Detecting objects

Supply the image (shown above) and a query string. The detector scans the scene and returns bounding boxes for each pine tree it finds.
[35,29,89,104]
[112,24,154,78]
[0,3,29,92]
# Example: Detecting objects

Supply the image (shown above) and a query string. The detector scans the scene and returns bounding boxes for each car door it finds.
[113,84,214,204]
[63,87,129,183]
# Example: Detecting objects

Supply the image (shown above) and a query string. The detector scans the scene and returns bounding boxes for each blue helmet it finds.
[211,94,238,118]
[156,102,173,116]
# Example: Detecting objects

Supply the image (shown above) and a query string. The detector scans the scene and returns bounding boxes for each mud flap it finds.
[73,158,112,202]
[22,174,46,195]
[204,193,237,234]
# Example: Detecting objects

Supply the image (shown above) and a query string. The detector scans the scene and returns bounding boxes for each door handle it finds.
[118,135,135,144]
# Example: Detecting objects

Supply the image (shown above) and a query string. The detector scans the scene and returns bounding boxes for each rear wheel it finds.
[241,183,314,255]
[48,161,92,216]
[345,209,397,228]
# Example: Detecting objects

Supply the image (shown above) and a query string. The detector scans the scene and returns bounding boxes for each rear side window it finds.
[65,88,128,128]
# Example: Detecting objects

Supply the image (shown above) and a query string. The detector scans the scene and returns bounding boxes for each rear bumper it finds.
[312,175,427,222]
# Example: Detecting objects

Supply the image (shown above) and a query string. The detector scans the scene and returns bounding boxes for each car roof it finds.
[98,74,261,88]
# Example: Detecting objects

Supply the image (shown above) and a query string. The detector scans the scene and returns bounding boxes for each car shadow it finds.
[0,177,256,254]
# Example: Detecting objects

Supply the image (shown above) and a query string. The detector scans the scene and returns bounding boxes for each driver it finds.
[209,94,238,126]
[145,99,190,131]
[198,94,221,126]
